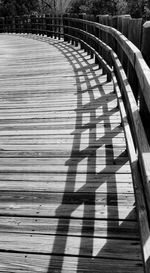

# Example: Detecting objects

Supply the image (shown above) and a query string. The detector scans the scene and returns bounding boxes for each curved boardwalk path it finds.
[0,34,144,272]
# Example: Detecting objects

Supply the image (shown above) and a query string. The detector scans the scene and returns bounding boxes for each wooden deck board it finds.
[0,216,139,238]
[0,252,144,273]
[0,33,144,272]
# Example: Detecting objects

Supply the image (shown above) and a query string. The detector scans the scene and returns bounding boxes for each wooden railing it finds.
[1,14,150,272]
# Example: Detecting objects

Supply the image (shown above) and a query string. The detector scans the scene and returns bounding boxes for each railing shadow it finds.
[21,34,141,272]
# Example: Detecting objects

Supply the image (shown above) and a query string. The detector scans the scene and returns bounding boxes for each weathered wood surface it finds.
[0,34,144,272]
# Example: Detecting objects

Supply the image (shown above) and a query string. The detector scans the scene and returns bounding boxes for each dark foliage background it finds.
[0,0,149,19]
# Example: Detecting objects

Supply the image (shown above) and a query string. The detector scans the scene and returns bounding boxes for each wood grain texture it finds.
[0,252,144,273]
[0,33,144,272]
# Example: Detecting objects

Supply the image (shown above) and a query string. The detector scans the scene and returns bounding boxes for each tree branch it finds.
[42,0,52,9]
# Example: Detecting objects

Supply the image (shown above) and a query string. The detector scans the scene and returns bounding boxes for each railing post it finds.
[85,14,94,58]
[26,16,30,34]
[71,14,78,47]
[78,13,85,50]
[23,16,28,34]
[31,15,35,34]
[42,14,46,36]
[49,14,52,38]
[117,15,131,66]
[15,16,18,33]
[128,18,143,49]
[36,16,39,35]
[2,17,4,33]
[40,15,42,35]
[142,21,150,67]
[90,14,97,58]
[20,17,23,33]
[19,16,22,33]
[0,17,4,33]
[127,18,143,102]
[121,17,131,73]
[95,16,101,63]
[63,14,68,42]
[45,14,50,37]
[53,15,56,39]
[97,15,110,74]
[54,15,57,39]
[140,21,150,142]
[58,15,61,40]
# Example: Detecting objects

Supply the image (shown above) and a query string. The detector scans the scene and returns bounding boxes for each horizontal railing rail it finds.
[0,14,150,272]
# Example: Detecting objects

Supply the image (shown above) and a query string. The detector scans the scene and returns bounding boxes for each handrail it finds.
[1,15,150,272]
[64,17,150,113]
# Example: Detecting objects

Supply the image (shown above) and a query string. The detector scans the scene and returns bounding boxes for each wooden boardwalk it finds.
[0,34,144,272]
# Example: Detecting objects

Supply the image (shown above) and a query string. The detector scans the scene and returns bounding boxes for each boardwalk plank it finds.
[0,216,138,238]
[0,233,142,260]
[0,253,144,273]
[0,191,135,206]
[0,204,136,220]
[0,164,131,173]
[0,181,133,193]
[0,172,133,182]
